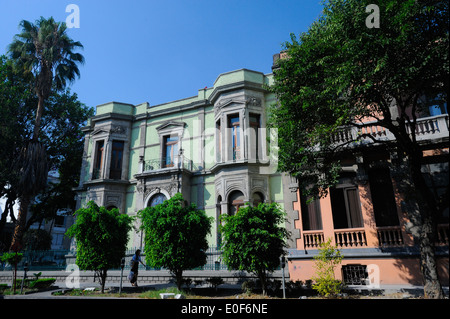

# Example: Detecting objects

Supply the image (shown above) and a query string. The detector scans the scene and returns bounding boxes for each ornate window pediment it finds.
[156,121,186,132]
[91,127,109,136]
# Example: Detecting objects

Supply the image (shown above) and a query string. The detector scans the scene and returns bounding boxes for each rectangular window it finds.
[342,265,369,286]
[110,140,124,179]
[300,193,323,231]
[369,167,399,226]
[216,120,221,162]
[163,135,179,167]
[331,186,363,229]
[93,140,104,179]
[249,114,260,160]
[229,115,240,160]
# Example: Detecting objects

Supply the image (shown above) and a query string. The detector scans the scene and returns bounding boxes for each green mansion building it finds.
[74,68,299,249]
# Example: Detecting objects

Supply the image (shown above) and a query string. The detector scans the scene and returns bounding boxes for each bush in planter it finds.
[29,278,56,290]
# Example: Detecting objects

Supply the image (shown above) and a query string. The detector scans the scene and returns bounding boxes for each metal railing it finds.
[140,155,197,173]
[1,247,228,272]
[0,250,73,271]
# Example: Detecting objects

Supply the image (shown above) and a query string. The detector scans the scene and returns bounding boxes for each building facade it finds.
[287,100,449,287]
[75,61,448,287]
[74,68,299,250]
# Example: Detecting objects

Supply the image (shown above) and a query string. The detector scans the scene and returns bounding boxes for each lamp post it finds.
[119,257,125,295]
[20,262,28,295]
[280,256,286,299]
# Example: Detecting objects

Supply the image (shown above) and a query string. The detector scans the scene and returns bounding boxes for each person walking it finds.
[129,249,146,287]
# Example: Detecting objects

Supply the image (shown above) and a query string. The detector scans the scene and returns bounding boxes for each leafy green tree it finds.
[26,89,93,229]
[0,252,23,294]
[65,201,133,293]
[7,17,84,251]
[138,193,213,290]
[220,202,289,295]
[0,55,92,245]
[270,0,448,298]
[0,55,35,242]
[311,238,344,298]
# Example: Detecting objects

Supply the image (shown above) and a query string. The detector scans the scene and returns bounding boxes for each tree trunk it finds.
[419,215,444,299]
[258,270,267,296]
[96,269,108,293]
[409,159,444,299]
[9,195,31,252]
[33,95,45,141]
[13,257,18,294]
[392,149,444,299]
[174,269,183,290]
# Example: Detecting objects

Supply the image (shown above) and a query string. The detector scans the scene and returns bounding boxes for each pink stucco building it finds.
[286,106,449,287]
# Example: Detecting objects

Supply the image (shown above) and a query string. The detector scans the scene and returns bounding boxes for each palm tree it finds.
[8,17,84,251]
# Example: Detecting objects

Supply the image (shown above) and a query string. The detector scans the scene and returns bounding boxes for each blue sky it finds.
[0,0,323,109]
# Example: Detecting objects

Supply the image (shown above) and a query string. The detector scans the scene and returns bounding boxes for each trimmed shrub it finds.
[29,278,56,290]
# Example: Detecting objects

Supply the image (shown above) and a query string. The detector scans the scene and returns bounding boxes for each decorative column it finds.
[319,193,336,246]
[355,155,379,247]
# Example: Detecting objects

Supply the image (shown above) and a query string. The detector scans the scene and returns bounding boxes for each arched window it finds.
[252,192,264,207]
[228,190,244,215]
[148,193,167,207]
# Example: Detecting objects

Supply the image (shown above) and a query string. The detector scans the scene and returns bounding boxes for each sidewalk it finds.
[1,269,448,299]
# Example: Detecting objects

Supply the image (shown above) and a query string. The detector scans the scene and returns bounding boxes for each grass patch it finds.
[138,286,187,299]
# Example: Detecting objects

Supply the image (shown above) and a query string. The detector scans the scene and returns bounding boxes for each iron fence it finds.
[0,247,228,272]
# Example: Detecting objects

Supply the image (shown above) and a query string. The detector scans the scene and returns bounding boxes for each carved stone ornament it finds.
[246,96,261,107]
[137,180,146,194]
[111,125,127,135]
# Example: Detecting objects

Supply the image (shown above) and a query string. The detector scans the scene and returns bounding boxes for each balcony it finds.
[334,228,368,248]
[300,224,449,251]
[377,226,404,246]
[331,114,449,147]
[138,155,197,174]
[303,231,325,249]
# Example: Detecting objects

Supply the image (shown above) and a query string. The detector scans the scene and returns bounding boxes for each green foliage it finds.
[270,0,447,298]
[15,277,56,290]
[0,54,92,246]
[311,238,344,298]
[0,252,23,265]
[6,16,85,251]
[66,201,134,270]
[269,0,448,200]
[220,202,289,295]
[8,16,85,99]
[65,201,133,292]
[138,193,213,289]
[28,278,56,290]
